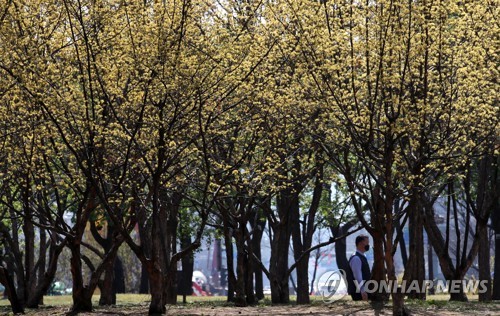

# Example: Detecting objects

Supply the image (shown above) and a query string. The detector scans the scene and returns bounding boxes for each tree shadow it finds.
[370,300,386,316]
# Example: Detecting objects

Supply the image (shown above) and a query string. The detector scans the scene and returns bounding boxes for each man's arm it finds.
[349,256,365,293]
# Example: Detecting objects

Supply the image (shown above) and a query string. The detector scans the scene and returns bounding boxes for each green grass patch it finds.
[0,293,499,315]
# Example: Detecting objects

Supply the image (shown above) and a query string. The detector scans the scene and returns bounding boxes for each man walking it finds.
[347,234,371,301]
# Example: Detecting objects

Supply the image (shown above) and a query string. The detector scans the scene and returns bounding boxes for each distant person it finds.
[346,234,371,301]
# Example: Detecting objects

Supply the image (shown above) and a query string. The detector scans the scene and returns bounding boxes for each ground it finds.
[1,294,500,315]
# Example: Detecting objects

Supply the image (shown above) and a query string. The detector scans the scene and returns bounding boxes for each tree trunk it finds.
[493,232,500,300]
[423,196,471,303]
[113,256,126,294]
[244,253,256,305]
[137,193,152,295]
[394,199,408,268]
[69,245,93,312]
[71,289,93,313]
[252,233,264,300]
[70,226,122,312]
[449,278,468,302]
[290,188,310,305]
[291,170,324,305]
[370,231,388,301]
[234,226,248,307]
[180,235,194,301]
[250,205,266,300]
[90,220,124,305]
[244,226,256,305]
[36,225,47,306]
[22,178,35,307]
[309,249,320,295]
[291,221,310,304]
[269,229,290,304]
[334,220,357,273]
[148,265,166,315]
[99,255,117,306]
[388,250,406,315]
[490,156,500,300]
[163,190,181,306]
[405,194,426,300]
[423,200,456,277]
[269,190,293,304]
[392,286,405,316]
[396,224,408,268]
[381,191,406,315]
[427,243,435,295]
[491,181,500,300]
[0,265,24,314]
[25,240,66,308]
[210,238,222,292]
[149,181,168,311]
[224,226,236,302]
[140,264,150,294]
[164,264,178,305]
[478,225,492,302]
[127,189,194,315]
[295,257,310,304]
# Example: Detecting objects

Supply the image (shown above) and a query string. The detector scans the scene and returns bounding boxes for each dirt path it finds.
[168,302,500,316]
[2,300,500,315]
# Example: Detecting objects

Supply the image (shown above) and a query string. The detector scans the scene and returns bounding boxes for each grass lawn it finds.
[1,294,499,315]
[0,293,230,307]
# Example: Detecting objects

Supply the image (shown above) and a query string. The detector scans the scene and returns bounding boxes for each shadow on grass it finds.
[0,295,499,315]
[370,300,386,316]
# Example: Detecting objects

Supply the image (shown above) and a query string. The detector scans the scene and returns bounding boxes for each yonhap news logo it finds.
[356,279,489,295]
[316,269,489,304]
[316,269,348,303]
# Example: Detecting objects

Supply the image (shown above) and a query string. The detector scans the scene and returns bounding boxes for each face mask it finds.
[364,244,370,252]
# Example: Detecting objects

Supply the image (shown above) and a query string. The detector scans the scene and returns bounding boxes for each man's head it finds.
[355,234,370,253]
